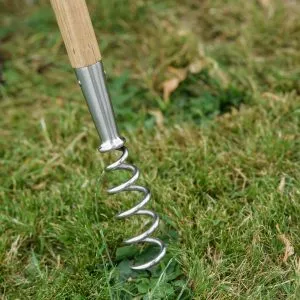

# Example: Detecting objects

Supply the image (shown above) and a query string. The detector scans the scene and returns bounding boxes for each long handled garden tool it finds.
[50,0,166,270]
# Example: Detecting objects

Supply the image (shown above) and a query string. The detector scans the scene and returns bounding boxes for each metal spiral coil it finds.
[75,62,166,270]
[106,146,166,270]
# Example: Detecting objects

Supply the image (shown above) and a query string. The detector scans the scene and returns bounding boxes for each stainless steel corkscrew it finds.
[51,0,166,270]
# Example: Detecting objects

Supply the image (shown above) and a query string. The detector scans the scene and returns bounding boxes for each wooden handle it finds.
[50,0,101,68]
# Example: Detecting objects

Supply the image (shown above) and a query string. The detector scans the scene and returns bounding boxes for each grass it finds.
[1,0,300,299]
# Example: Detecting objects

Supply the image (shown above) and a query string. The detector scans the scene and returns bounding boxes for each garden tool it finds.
[50,0,166,270]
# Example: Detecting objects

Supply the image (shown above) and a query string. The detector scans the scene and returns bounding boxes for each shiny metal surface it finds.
[75,62,124,152]
[107,146,166,270]
[76,61,166,270]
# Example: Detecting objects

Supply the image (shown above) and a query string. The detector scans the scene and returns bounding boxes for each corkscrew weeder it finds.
[50,0,166,270]
[76,62,166,270]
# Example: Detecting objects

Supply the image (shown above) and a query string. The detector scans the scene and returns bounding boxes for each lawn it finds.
[0,0,300,299]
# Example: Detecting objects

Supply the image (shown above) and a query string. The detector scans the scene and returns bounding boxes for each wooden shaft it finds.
[50,0,101,68]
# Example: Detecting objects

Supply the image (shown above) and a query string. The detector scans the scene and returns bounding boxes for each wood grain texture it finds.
[50,0,101,68]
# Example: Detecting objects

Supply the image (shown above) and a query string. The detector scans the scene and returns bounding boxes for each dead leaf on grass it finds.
[162,77,181,102]
[162,67,187,102]
[149,109,164,129]
[276,225,294,263]
[32,181,47,190]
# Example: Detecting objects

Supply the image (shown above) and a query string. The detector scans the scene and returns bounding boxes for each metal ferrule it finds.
[75,61,125,152]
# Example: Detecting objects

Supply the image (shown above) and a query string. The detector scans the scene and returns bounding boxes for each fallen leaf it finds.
[149,109,165,129]
[162,77,181,102]
[168,67,187,81]
[162,67,188,102]
[32,181,47,190]
[278,233,294,263]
